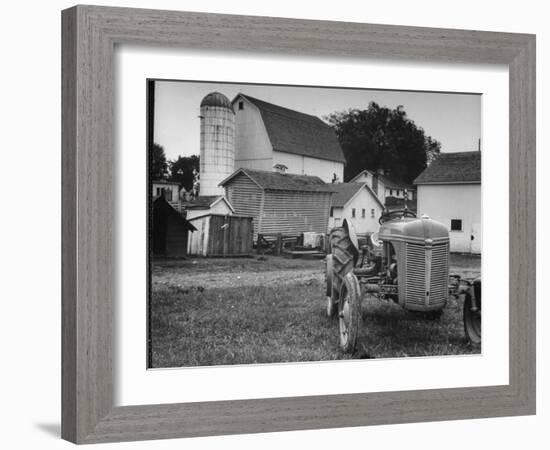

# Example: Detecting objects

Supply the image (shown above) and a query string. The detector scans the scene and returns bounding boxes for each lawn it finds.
[150,255,481,368]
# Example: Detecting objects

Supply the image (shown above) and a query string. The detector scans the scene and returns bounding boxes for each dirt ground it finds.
[151,253,480,291]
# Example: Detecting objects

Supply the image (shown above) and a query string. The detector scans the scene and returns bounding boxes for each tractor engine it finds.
[355,211,450,311]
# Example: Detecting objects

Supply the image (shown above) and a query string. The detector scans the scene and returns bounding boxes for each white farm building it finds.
[328,183,384,237]
[414,151,481,254]
[350,169,416,203]
[231,94,346,183]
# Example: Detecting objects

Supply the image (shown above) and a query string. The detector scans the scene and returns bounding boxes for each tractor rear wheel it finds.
[338,272,362,353]
[330,227,358,294]
[325,254,338,318]
[463,293,481,344]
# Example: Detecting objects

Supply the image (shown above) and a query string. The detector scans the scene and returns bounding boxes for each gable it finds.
[233,94,346,164]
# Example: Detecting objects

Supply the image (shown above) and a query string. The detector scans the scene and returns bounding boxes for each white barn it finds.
[231,94,346,183]
[328,183,384,237]
[414,152,481,254]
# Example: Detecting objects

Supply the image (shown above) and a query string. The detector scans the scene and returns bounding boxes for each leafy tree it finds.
[325,102,441,184]
[150,143,168,180]
[169,155,200,191]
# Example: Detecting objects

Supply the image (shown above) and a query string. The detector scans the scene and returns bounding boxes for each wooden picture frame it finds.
[61,5,536,444]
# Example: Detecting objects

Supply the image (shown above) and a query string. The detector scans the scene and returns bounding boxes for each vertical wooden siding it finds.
[187,216,210,256]
[261,191,332,236]
[187,214,253,256]
[164,216,189,256]
[208,215,253,256]
[225,173,263,236]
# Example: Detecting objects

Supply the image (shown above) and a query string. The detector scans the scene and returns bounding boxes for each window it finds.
[330,207,334,218]
[371,209,375,218]
[451,219,463,231]
[238,101,244,110]
[389,189,393,196]
[361,208,365,218]
[352,208,356,218]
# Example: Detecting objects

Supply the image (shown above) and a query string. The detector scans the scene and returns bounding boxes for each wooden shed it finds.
[187,214,253,257]
[152,196,196,257]
[220,168,334,240]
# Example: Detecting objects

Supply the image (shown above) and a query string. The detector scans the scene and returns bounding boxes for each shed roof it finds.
[181,195,234,212]
[153,196,197,231]
[414,152,481,184]
[234,94,346,163]
[220,168,335,193]
[330,182,384,208]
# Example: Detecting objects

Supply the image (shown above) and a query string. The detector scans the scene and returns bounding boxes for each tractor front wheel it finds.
[338,272,362,353]
[463,293,481,344]
[330,227,358,294]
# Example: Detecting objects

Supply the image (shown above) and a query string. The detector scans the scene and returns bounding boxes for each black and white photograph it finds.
[147,80,482,368]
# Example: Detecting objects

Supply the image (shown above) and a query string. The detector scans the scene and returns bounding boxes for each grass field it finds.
[150,254,481,368]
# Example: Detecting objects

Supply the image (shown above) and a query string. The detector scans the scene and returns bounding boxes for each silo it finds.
[199,92,235,196]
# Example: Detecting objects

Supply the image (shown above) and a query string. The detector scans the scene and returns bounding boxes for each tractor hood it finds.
[378,215,449,245]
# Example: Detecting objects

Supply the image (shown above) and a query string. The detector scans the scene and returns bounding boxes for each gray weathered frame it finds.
[61,5,536,444]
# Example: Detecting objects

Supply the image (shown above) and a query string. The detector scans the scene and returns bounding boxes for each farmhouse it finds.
[220,168,334,239]
[152,196,196,257]
[350,169,416,203]
[414,151,481,254]
[328,183,384,236]
[231,94,346,183]
[152,179,180,202]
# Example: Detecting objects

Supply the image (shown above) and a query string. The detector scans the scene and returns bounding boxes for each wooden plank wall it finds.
[261,191,332,236]
[187,215,253,256]
[208,215,253,256]
[225,173,263,236]
[187,216,210,256]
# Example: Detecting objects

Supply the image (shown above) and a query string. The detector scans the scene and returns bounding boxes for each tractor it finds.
[325,209,481,353]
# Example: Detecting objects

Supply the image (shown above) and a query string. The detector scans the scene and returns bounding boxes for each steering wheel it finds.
[379,209,417,225]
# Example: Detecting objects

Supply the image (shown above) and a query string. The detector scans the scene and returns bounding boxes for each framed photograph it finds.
[62,5,536,444]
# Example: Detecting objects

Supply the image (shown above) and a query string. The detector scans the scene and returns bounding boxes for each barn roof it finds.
[234,94,346,163]
[330,183,384,208]
[220,168,335,193]
[414,152,481,185]
[153,197,197,231]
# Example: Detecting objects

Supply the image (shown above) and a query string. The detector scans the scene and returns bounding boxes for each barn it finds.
[414,151,481,254]
[152,196,196,257]
[231,94,346,183]
[220,168,334,240]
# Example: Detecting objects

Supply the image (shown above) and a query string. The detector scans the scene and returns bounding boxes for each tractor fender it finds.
[342,219,360,255]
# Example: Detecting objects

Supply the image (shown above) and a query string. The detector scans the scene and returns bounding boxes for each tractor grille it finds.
[405,243,448,308]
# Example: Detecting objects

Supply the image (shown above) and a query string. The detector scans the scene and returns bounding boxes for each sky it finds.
[153,80,481,161]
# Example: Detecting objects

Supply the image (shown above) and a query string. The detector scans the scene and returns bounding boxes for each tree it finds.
[169,155,200,191]
[150,143,168,180]
[325,102,441,184]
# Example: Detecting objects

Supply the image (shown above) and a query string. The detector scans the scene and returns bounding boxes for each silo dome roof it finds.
[200,92,234,110]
